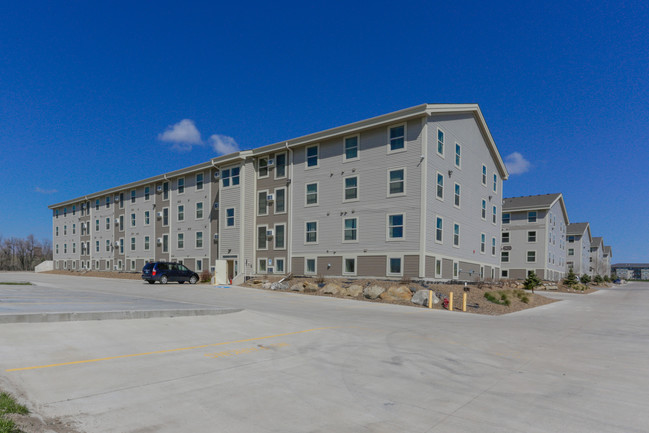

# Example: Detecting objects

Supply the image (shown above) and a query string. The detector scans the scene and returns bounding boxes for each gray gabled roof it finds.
[591,237,603,248]
[502,193,569,223]
[567,222,589,235]
[603,246,612,257]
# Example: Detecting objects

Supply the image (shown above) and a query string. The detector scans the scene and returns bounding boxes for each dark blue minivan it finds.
[142,262,199,284]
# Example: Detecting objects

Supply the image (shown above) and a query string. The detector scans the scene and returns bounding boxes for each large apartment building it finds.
[566,222,592,276]
[500,193,569,281]
[50,104,509,281]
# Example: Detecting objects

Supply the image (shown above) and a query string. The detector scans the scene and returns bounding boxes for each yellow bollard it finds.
[462,293,467,312]
[428,290,433,309]
[449,291,453,311]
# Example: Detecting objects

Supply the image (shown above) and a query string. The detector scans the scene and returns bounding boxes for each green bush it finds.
[563,269,579,287]
[484,291,510,306]
[580,274,591,284]
[0,418,19,433]
[524,271,541,292]
[594,275,604,283]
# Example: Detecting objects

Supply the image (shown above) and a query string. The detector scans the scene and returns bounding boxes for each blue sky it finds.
[1,0,647,262]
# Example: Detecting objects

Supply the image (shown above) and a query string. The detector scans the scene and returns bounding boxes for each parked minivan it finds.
[142,262,199,284]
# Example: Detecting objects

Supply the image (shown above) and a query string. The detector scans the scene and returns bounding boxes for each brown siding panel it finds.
[442,258,453,279]
[292,257,304,275]
[404,255,419,278]
[425,255,436,278]
[358,256,386,277]
[317,256,342,276]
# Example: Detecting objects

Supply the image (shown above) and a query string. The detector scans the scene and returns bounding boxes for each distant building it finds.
[501,193,568,281]
[566,222,591,276]
[615,268,634,279]
[590,237,606,276]
[602,245,612,277]
[611,263,649,280]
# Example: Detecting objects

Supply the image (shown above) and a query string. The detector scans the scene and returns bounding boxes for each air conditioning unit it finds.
[115,218,120,224]
[115,196,120,202]
[157,212,163,218]
[213,202,219,209]
[213,233,219,241]
[266,229,274,238]
[267,267,274,274]
[266,194,275,202]
[157,238,163,244]
[267,158,275,166]
[214,170,220,179]
[114,241,119,247]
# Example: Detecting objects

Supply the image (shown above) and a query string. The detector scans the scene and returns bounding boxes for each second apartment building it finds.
[50,104,509,281]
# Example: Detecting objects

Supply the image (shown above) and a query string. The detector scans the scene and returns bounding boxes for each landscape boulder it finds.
[262,282,272,290]
[271,282,289,291]
[304,282,319,293]
[290,283,305,292]
[411,289,440,307]
[363,285,385,299]
[322,283,341,295]
[346,284,363,297]
[380,285,413,302]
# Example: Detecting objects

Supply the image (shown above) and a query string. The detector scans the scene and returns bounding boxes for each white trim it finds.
[305,257,317,275]
[454,142,461,169]
[453,182,461,209]
[305,220,318,245]
[195,172,204,191]
[435,171,444,201]
[342,134,360,162]
[305,182,319,207]
[342,256,357,276]
[177,177,185,195]
[342,216,359,244]
[436,127,445,158]
[257,224,268,251]
[305,144,320,170]
[274,223,286,250]
[386,255,404,277]
[195,201,204,220]
[257,156,270,179]
[274,152,288,180]
[387,123,407,154]
[274,186,287,214]
[435,215,443,244]
[387,167,406,197]
[342,174,359,203]
[480,232,486,254]
[386,212,405,241]
[453,222,460,248]
[257,189,269,216]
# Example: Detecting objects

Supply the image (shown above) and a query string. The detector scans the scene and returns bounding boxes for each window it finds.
[144,187,150,200]
[95,241,99,252]
[454,183,460,207]
[492,206,497,224]
[275,224,285,249]
[72,243,76,254]
[502,232,510,243]
[131,213,136,227]
[226,208,235,227]
[435,259,442,278]
[344,218,358,242]
[95,220,99,232]
[528,211,537,223]
[568,248,574,256]
[196,202,203,219]
[55,209,59,218]
[275,188,286,213]
[119,193,124,208]
[178,178,185,194]
[306,145,319,167]
[131,190,136,204]
[56,244,59,254]
[106,240,110,252]
[480,233,486,253]
[344,176,358,201]
[162,234,169,253]
[258,259,267,273]
[106,196,110,208]
[306,221,318,243]
[163,208,169,226]
[221,167,240,187]
[177,233,184,249]
[455,143,461,168]
[163,182,169,200]
[493,174,498,192]
[528,231,537,242]
[388,257,402,275]
[275,153,287,178]
[435,217,443,243]
[389,125,405,151]
[178,205,184,222]
[527,251,536,262]
[119,239,123,254]
[258,157,269,178]
[305,258,316,274]
[72,224,76,235]
[343,258,356,275]
[95,199,100,210]
[305,183,318,205]
[389,169,405,195]
[388,214,404,239]
[437,128,444,156]
[568,235,575,243]
[453,262,459,279]
[72,205,76,216]
[344,135,359,160]
[453,223,460,247]
[276,258,285,273]
[64,225,67,235]
[196,232,203,248]
[436,173,444,199]
[106,217,110,230]
[144,236,150,251]
[196,173,204,190]
[502,270,509,278]
[258,191,268,215]
[131,237,136,251]
[56,226,59,236]
[64,244,67,254]
[196,260,203,272]
[492,237,497,255]
[131,260,136,271]
[502,213,510,224]
[257,226,267,250]
[144,211,150,225]
[502,251,510,262]
[481,200,486,219]
[482,165,487,186]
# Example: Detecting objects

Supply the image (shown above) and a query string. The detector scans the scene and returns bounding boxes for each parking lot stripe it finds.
[5,326,335,372]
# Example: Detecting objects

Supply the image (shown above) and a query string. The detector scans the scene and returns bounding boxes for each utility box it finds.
[213,260,229,285]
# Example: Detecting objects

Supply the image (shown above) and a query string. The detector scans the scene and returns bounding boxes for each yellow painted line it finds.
[6,327,335,372]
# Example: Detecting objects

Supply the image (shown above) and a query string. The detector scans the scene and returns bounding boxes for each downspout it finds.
[211,160,219,270]
[286,142,293,274]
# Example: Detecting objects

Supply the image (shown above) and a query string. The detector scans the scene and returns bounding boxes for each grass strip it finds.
[0,282,31,286]
[0,392,28,433]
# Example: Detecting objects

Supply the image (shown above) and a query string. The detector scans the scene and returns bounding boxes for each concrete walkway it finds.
[1,273,647,433]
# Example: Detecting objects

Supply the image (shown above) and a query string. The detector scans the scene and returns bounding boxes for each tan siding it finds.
[358,255,386,277]
[425,255,436,278]
[292,257,304,274]
[442,258,453,279]
[459,261,480,280]
[317,256,342,276]
[404,255,419,278]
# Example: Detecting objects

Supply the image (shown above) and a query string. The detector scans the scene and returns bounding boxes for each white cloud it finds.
[209,134,240,156]
[158,119,203,152]
[505,152,531,175]
[35,186,58,194]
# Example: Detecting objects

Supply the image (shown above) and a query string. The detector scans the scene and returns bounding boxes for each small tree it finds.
[594,274,604,284]
[603,275,611,283]
[580,274,591,284]
[563,268,578,287]
[524,271,541,293]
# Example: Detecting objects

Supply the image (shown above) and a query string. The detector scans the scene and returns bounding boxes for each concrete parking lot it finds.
[1,272,648,433]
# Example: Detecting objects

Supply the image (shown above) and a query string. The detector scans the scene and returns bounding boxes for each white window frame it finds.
[195,202,204,220]
[258,157,269,179]
[436,127,445,157]
[343,175,359,202]
[305,144,319,169]
[178,205,185,222]
[305,221,318,245]
[196,173,204,190]
[493,174,498,193]
[274,223,286,250]
[274,152,287,179]
[454,143,461,168]
[528,231,537,243]
[196,231,203,249]
[162,207,169,227]
[481,199,487,220]
[221,166,241,188]
[274,187,287,214]
[144,236,150,251]
[130,237,136,251]
[342,217,358,243]
[131,213,136,227]
[527,251,536,263]
[257,225,268,250]
[386,213,405,241]
[454,183,461,208]
[453,223,460,248]
[386,256,403,277]
[305,258,317,275]
[528,211,537,223]
[502,251,510,263]
[435,259,442,278]
[177,233,184,249]
[305,183,319,207]
[343,134,360,162]
[258,190,269,216]
[492,237,497,256]
[387,168,406,197]
[481,165,487,186]
[144,211,150,226]
[275,257,285,274]
[502,232,510,243]
[388,123,406,154]
[342,256,357,276]
[480,233,486,254]
[502,213,511,224]
[436,171,444,201]
[144,186,150,201]
[435,216,443,244]
[226,208,235,227]
[492,205,497,224]
[177,178,185,195]
[258,258,268,274]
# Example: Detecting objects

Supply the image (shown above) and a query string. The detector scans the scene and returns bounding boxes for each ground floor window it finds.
[196,259,203,272]
[453,262,459,279]
[387,257,402,276]
[131,260,136,271]
[276,258,285,274]
[343,257,356,275]
[258,258,267,273]
[435,259,442,278]
[501,269,509,278]
[305,258,316,274]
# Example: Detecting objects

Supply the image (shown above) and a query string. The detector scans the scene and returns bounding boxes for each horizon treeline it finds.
[0,234,52,271]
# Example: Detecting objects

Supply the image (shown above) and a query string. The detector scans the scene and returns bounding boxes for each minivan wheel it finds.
[189,275,198,285]
[160,275,168,284]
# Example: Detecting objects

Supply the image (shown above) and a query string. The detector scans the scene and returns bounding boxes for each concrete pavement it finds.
[1,272,648,432]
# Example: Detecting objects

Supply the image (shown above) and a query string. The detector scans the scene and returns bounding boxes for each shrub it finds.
[563,269,579,287]
[594,275,604,283]
[315,274,325,285]
[200,270,212,283]
[523,271,541,293]
[580,274,591,284]
[484,291,510,306]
